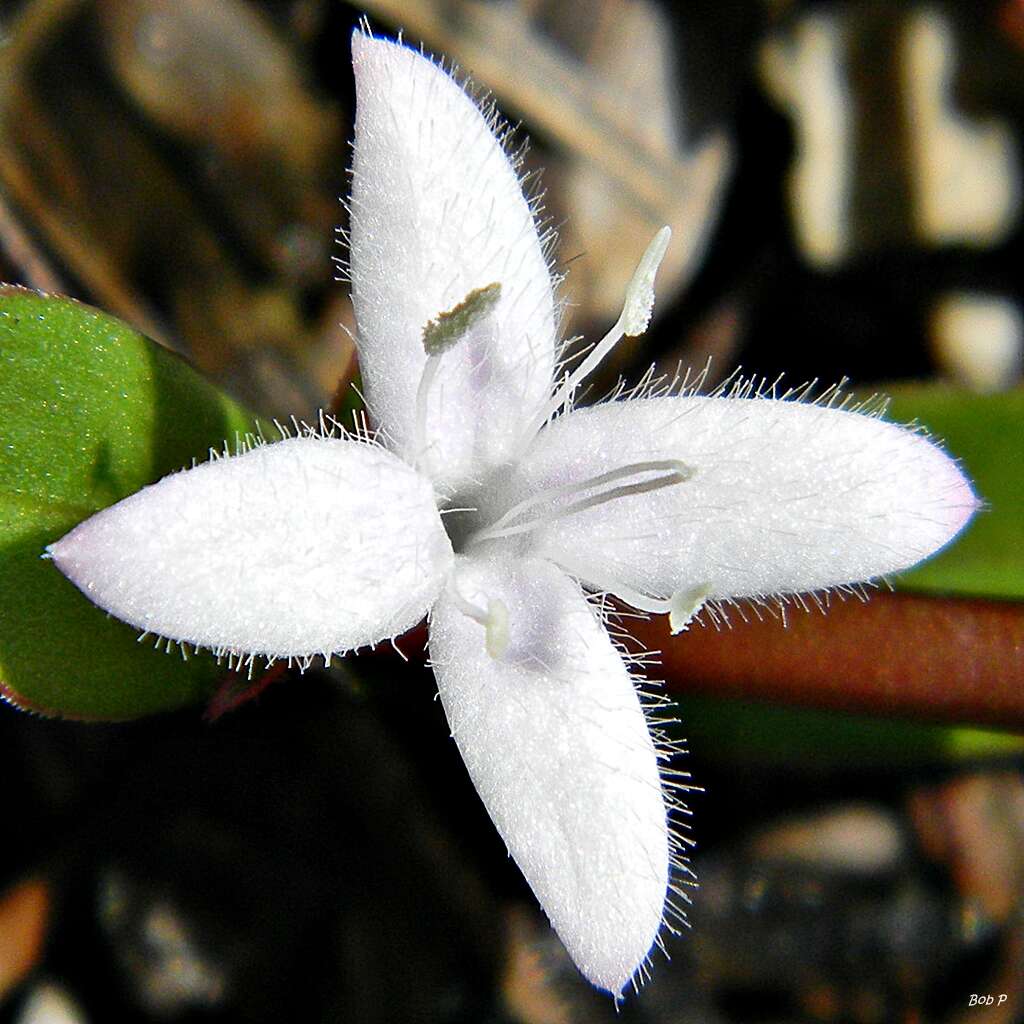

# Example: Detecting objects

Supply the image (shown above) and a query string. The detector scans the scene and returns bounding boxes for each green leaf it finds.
[0,287,258,719]
[885,386,1024,600]
[674,695,1024,769]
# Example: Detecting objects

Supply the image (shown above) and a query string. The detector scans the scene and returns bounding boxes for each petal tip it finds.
[45,529,79,575]
[349,24,378,55]
[570,905,664,996]
[949,471,983,539]
[910,431,982,550]
[350,27,419,74]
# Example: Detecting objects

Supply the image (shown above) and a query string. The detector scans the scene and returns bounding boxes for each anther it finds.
[483,598,509,658]
[449,584,510,659]
[667,585,712,634]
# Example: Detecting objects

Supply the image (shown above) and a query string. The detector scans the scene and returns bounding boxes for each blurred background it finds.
[1,1,1023,1021]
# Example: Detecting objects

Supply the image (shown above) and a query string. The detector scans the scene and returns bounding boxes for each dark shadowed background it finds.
[1,2,1023,1022]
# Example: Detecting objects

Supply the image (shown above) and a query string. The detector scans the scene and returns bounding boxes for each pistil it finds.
[468,459,693,546]
[415,282,502,475]
[522,226,671,440]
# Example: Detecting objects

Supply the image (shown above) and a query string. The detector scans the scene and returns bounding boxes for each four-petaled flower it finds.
[48,32,978,996]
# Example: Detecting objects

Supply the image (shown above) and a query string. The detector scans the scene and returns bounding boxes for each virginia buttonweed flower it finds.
[47,31,978,996]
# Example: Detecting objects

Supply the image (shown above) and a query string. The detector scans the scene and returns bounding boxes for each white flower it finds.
[48,32,978,996]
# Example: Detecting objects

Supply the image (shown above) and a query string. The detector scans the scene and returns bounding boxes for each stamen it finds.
[550,553,712,634]
[529,227,671,432]
[469,459,693,546]
[449,584,510,659]
[415,282,502,473]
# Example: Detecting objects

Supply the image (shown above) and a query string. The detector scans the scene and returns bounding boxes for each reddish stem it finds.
[632,593,1024,731]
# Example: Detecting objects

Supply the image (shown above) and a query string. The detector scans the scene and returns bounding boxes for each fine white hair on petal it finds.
[490,395,979,603]
[48,436,453,661]
[348,31,557,495]
[428,553,669,995]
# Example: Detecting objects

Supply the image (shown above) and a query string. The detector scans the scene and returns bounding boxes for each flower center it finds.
[423,228,703,648]
[440,455,700,641]
[439,503,486,554]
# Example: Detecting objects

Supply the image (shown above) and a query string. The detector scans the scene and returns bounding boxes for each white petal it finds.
[489,396,978,602]
[429,554,668,994]
[48,437,452,660]
[349,33,557,494]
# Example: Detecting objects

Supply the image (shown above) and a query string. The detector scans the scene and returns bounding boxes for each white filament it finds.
[546,551,710,633]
